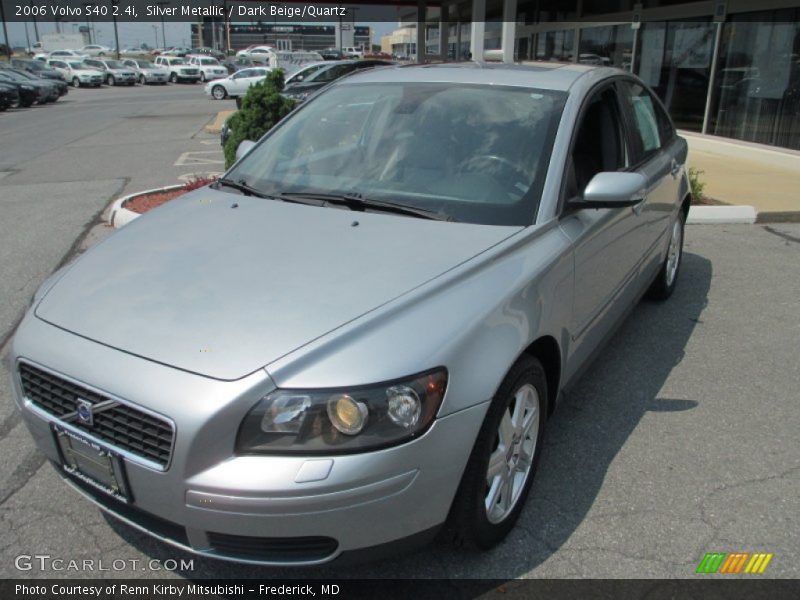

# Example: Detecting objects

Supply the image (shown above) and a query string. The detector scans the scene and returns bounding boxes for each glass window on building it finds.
[635,20,715,131]
[536,29,575,62]
[709,9,800,150]
[578,24,634,70]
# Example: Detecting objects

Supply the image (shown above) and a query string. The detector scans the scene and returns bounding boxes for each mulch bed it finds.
[124,177,218,214]
[124,188,187,214]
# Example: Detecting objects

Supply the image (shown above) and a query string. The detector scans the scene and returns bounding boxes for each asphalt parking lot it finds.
[1,85,798,579]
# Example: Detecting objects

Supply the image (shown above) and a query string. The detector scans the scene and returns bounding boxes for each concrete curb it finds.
[205,110,235,134]
[107,185,183,229]
[687,205,757,224]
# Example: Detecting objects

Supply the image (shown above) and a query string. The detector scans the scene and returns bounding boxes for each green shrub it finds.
[223,70,296,169]
[688,167,706,202]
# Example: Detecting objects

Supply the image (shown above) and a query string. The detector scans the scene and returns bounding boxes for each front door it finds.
[559,84,649,377]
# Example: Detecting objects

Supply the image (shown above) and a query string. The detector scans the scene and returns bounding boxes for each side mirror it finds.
[572,172,647,209]
[235,140,256,161]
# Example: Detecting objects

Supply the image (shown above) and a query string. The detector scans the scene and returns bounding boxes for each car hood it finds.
[36,188,520,381]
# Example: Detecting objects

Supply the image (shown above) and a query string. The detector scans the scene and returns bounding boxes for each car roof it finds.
[338,61,602,92]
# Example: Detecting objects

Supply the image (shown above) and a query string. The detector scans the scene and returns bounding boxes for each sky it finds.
[4,20,399,50]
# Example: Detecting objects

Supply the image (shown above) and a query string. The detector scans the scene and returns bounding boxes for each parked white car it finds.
[187,56,228,82]
[205,67,271,100]
[35,50,86,62]
[122,59,169,85]
[46,59,104,87]
[81,45,112,57]
[342,47,364,59]
[236,46,275,64]
[153,56,201,83]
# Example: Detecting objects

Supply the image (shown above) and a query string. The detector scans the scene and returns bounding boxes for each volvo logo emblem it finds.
[75,399,94,426]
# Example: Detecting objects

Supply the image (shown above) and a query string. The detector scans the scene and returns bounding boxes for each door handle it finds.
[670,160,682,179]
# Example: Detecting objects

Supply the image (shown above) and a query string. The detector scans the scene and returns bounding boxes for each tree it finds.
[223,69,296,168]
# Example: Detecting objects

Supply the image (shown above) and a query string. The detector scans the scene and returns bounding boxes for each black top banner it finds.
[2,0,409,23]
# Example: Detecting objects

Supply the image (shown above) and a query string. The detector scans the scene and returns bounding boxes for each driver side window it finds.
[565,87,628,201]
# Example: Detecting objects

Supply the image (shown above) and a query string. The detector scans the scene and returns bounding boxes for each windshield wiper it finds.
[214,177,270,198]
[278,191,454,221]
[215,178,323,206]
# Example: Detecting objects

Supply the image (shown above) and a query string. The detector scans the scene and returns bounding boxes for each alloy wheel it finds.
[665,218,683,287]
[485,383,540,524]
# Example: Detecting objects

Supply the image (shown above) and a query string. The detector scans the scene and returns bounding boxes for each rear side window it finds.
[619,81,674,158]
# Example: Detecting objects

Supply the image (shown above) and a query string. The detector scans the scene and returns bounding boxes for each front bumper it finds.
[144,73,168,83]
[11,313,486,565]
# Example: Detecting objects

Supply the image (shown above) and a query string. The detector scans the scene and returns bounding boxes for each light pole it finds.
[158,1,170,49]
[110,1,120,58]
[30,1,40,44]
[152,25,158,49]
[0,0,11,60]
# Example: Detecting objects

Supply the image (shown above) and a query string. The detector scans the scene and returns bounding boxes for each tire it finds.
[211,85,227,100]
[98,52,105,57]
[21,99,34,108]
[139,75,146,85]
[200,72,206,82]
[445,355,548,549]
[72,77,81,88]
[107,75,115,86]
[170,72,178,83]
[646,208,686,301]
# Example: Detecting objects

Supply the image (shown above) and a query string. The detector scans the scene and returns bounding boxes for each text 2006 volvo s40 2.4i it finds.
[10,63,689,565]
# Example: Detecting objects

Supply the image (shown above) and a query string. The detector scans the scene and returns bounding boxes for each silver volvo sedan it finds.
[10,63,689,565]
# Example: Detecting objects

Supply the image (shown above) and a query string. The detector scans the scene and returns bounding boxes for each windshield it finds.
[136,60,154,68]
[227,82,566,226]
[68,62,84,69]
[106,60,125,68]
[170,58,186,65]
[200,58,219,65]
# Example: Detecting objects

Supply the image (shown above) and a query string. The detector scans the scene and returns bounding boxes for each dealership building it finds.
[386,0,799,152]
[191,22,371,54]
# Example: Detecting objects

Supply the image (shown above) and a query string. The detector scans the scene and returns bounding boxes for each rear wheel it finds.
[211,85,227,100]
[72,77,81,88]
[445,355,548,549]
[139,75,146,85]
[107,74,115,86]
[647,208,686,300]
[200,72,206,82]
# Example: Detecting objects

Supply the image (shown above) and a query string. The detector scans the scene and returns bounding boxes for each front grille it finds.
[207,532,338,562]
[183,69,199,75]
[19,363,174,468]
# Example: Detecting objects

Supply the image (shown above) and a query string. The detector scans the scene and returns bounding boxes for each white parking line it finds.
[174,150,224,166]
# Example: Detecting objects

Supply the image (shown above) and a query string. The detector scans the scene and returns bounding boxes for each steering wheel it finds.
[458,154,529,189]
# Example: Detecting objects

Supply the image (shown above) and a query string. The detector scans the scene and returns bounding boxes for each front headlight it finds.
[236,368,447,454]
[21,85,35,91]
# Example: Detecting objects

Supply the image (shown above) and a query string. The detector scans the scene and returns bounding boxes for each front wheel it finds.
[72,77,81,88]
[445,355,548,549]
[646,209,686,300]
[211,85,227,100]
[107,75,115,86]
[139,75,146,85]
[169,72,178,83]
[200,72,206,82]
